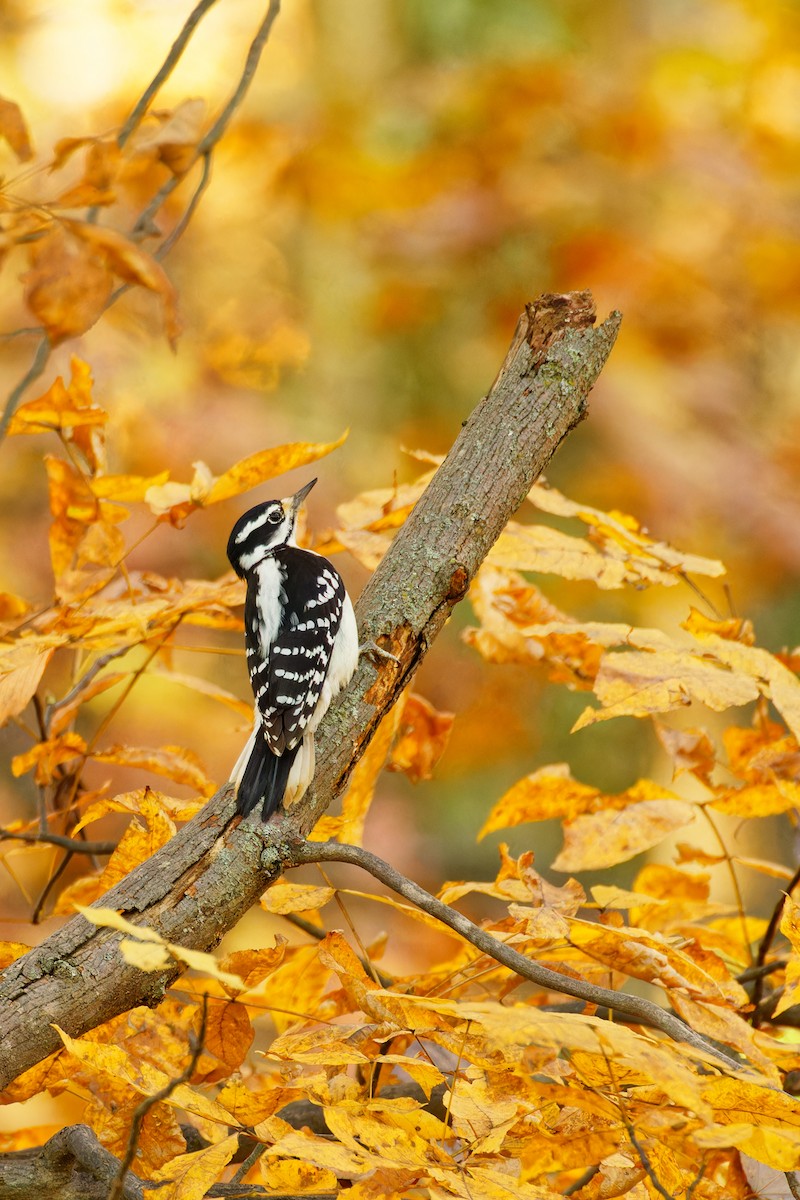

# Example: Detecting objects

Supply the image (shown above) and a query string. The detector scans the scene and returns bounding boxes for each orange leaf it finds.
[0,96,33,160]
[218,942,286,992]
[479,763,601,839]
[654,722,717,782]
[202,998,253,1073]
[7,361,107,438]
[12,730,87,785]
[552,797,696,872]
[388,693,454,783]
[92,744,215,796]
[132,98,206,175]
[207,432,349,504]
[24,227,113,343]
[64,219,181,347]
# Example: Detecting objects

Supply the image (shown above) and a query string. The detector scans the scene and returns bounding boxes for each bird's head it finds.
[227,477,317,576]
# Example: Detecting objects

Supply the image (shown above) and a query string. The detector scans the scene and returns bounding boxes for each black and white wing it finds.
[245,546,346,756]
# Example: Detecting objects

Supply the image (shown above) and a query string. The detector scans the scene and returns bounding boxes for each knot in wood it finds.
[446,564,469,601]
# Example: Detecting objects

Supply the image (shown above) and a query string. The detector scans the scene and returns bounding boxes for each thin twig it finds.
[43,646,131,737]
[786,1170,800,1200]
[229,1140,267,1186]
[108,994,209,1200]
[293,841,745,1071]
[752,863,800,1021]
[0,333,50,439]
[32,850,73,924]
[155,151,212,259]
[86,0,221,226]
[132,0,281,239]
[737,959,788,985]
[117,0,221,151]
[563,1165,600,1196]
[0,828,117,855]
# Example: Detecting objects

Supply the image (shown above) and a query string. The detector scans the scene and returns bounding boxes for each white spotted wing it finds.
[245,546,346,755]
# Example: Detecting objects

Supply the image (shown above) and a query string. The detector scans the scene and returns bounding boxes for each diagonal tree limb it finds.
[0,291,621,1090]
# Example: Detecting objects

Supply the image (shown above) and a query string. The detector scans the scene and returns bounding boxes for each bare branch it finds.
[292,840,740,1070]
[752,860,800,1021]
[0,333,50,439]
[0,829,117,856]
[131,0,281,239]
[116,0,222,151]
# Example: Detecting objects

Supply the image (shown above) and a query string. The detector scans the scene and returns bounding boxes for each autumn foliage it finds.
[4,5,800,1200]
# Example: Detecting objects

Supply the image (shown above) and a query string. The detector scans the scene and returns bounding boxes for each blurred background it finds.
[1,0,799,937]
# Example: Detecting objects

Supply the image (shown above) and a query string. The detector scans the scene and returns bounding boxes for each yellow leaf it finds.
[12,730,87,785]
[262,882,335,915]
[132,98,206,175]
[490,521,694,589]
[251,1158,337,1196]
[216,1075,289,1126]
[402,996,712,1119]
[464,565,570,669]
[591,885,666,910]
[51,1027,236,1125]
[75,904,164,941]
[90,470,171,501]
[0,941,31,969]
[567,918,747,1003]
[775,896,800,1016]
[669,993,781,1078]
[265,1128,374,1177]
[119,939,171,972]
[167,946,245,991]
[7,367,107,438]
[711,780,800,817]
[702,1076,800,1169]
[207,432,349,503]
[0,644,52,725]
[268,1023,371,1066]
[574,643,760,728]
[151,1133,239,1200]
[335,528,393,570]
[92,744,215,796]
[257,945,334,1033]
[24,227,113,343]
[527,483,725,579]
[479,763,601,838]
[553,798,696,871]
[336,473,434,531]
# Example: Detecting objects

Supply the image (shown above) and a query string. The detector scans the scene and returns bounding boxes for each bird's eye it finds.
[267,509,283,524]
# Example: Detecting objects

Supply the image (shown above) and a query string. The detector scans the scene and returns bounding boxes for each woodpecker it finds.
[227,478,359,820]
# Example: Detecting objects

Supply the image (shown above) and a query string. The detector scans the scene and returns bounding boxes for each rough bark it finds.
[0,291,621,1091]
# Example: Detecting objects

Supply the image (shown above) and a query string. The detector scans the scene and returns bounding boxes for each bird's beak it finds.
[284,477,317,515]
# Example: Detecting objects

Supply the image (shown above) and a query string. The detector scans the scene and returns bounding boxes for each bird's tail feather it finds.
[236,737,300,821]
